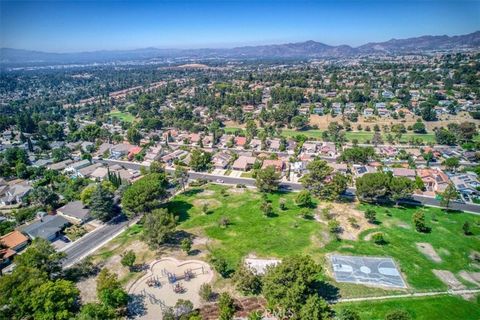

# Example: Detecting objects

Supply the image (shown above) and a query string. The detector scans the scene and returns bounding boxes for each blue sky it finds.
[1,0,479,52]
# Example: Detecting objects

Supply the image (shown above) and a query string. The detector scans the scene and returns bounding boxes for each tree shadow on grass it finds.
[315,281,340,301]
[181,188,204,197]
[162,200,193,222]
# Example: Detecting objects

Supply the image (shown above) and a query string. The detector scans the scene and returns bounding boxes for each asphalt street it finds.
[61,215,129,268]
[97,159,480,214]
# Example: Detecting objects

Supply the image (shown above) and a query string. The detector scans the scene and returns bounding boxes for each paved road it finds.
[61,215,130,268]
[97,159,480,214]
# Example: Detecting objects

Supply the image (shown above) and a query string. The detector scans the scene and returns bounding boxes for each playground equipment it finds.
[162,268,197,283]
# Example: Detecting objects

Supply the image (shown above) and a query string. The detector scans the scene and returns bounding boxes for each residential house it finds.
[212,152,232,169]
[161,150,188,165]
[57,201,91,224]
[0,179,32,207]
[110,143,136,159]
[0,230,29,266]
[417,169,450,194]
[127,146,143,160]
[302,142,318,154]
[47,159,74,171]
[363,108,374,117]
[353,164,377,177]
[450,173,480,195]
[319,142,337,157]
[390,168,416,180]
[234,136,247,148]
[232,156,256,171]
[77,163,104,179]
[21,215,70,242]
[262,159,285,172]
[269,139,281,152]
[328,163,348,174]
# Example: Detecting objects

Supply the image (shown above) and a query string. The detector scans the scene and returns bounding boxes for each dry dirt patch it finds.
[198,190,215,197]
[459,271,480,286]
[317,203,374,240]
[228,188,246,194]
[416,243,442,263]
[433,270,466,290]
[76,276,98,303]
[192,198,221,208]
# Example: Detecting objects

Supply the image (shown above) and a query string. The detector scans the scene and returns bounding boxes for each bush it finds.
[296,190,313,207]
[336,308,361,320]
[219,216,230,228]
[199,283,213,302]
[232,264,262,295]
[328,219,341,234]
[413,211,429,233]
[210,256,231,278]
[218,292,235,320]
[181,238,193,254]
[463,221,472,235]
[364,209,377,223]
[385,309,411,320]
[372,232,387,245]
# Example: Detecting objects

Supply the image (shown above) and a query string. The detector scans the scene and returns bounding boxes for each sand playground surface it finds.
[128,257,213,319]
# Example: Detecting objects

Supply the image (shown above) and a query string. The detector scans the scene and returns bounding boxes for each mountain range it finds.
[2,31,479,65]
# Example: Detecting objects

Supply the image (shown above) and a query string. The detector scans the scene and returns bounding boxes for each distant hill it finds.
[1,31,479,65]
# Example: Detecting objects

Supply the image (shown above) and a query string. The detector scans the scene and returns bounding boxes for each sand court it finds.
[128,257,213,319]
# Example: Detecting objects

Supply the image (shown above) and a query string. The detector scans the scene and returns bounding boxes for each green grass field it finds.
[164,185,322,267]
[163,185,480,294]
[322,204,480,291]
[334,295,480,320]
[224,126,436,143]
[109,110,135,123]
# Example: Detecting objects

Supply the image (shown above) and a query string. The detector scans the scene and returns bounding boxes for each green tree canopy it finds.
[121,173,168,217]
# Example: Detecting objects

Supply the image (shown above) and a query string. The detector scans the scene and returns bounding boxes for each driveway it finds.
[229,170,243,178]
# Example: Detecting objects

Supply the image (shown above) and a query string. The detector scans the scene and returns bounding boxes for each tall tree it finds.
[31,279,79,320]
[174,166,189,191]
[121,173,168,217]
[96,268,129,310]
[262,255,325,318]
[142,208,177,248]
[89,184,115,222]
[440,184,458,209]
[255,165,280,193]
[14,238,65,277]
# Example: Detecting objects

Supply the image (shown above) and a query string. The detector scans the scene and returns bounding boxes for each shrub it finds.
[412,211,429,233]
[328,219,341,234]
[385,309,411,320]
[372,232,387,245]
[364,209,376,223]
[199,283,213,302]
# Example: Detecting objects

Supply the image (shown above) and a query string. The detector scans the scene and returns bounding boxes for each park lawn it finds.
[163,184,324,269]
[225,126,436,144]
[281,129,436,143]
[321,204,480,292]
[334,295,480,320]
[164,185,480,294]
[109,110,135,123]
